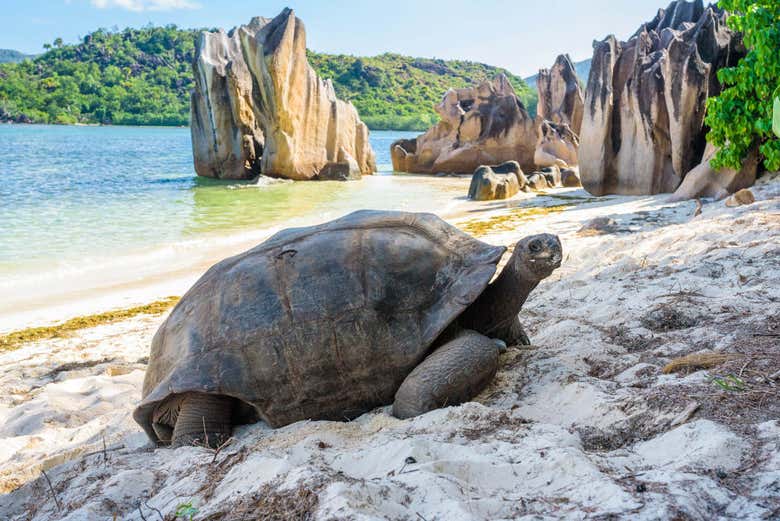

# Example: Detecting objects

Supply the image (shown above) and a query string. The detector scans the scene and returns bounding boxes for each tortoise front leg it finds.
[491,316,531,346]
[392,330,504,419]
[171,392,234,448]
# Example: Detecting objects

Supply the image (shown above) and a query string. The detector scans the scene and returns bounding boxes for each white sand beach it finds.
[1,178,778,520]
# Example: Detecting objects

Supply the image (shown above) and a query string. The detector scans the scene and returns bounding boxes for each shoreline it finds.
[0,182,593,335]
[0,120,427,132]
[0,172,480,333]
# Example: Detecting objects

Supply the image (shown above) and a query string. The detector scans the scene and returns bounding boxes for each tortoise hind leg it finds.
[171,392,234,448]
[392,330,504,419]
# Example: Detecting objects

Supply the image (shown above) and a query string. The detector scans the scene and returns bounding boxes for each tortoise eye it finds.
[529,241,542,253]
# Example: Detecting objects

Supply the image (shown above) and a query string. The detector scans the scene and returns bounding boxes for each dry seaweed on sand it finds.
[199,482,321,521]
[0,296,179,352]
[458,205,571,237]
[662,352,740,374]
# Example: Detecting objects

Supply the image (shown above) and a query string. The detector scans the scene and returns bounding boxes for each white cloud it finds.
[89,0,200,11]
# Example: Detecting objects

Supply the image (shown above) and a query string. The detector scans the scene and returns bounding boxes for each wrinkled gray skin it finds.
[134,210,562,447]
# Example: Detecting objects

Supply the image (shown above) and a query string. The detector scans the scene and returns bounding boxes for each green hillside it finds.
[0,26,535,130]
[0,27,197,125]
[308,52,536,130]
[0,49,36,64]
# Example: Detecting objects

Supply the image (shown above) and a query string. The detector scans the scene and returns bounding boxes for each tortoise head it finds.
[513,233,562,281]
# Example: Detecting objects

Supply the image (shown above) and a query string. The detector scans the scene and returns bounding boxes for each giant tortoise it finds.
[134,210,561,447]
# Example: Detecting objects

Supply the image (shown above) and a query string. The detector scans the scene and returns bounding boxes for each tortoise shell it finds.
[134,210,505,440]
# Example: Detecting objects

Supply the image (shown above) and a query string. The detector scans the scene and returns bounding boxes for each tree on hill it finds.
[0,26,536,130]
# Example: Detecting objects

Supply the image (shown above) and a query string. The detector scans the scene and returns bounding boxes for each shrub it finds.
[705,0,780,171]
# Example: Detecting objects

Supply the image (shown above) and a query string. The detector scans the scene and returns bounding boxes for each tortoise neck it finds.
[462,248,539,336]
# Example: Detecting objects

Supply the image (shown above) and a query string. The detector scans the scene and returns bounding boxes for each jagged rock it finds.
[468,162,523,201]
[668,143,759,201]
[536,54,584,134]
[391,75,537,174]
[561,168,582,187]
[535,120,579,168]
[579,0,743,196]
[191,9,376,180]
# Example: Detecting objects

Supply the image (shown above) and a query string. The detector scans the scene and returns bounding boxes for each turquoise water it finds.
[0,125,472,308]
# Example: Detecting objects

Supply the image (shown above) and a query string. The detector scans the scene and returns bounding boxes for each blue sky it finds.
[5,0,670,76]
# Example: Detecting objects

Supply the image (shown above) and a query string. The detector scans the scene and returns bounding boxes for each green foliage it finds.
[710,374,746,392]
[175,501,199,520]
[705,0,780,171]
[0,25,198,126]
[773,96,780,137]
[0,49,36,64]
[0,27,535,131]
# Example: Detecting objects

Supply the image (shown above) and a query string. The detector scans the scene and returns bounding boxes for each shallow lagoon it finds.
[0,125,478,325]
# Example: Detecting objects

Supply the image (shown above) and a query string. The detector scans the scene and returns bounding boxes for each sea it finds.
[0,125,475,325]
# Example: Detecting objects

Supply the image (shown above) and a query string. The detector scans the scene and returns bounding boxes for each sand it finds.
[1,179,778,520]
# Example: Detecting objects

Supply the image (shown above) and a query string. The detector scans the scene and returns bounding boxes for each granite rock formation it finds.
[191,9,376,180]
[467,161,525,200]
[578,0,743,196]
[534,120,579,168]
[536,54,584,134]
[391,75,537,174]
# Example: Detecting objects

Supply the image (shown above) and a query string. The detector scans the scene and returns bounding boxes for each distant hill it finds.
[0,49,36,64]
[308,52,537,130]
[0,26,535,130]
[523,58,592,89]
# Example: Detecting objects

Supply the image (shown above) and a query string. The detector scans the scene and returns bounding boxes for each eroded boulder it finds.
[391,75,537,174]
[578,0,743,196]
[526,173,551,191]
[468,161,526,200]
[536,54,584,134]
[191,9,376,180]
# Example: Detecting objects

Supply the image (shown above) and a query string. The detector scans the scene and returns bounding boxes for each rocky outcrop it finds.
[578,0,743,196]
[534,120,579,168]
[391,75,537,174]
[191,9,376,180]
[467,161,525,200]
[536,54,584,134]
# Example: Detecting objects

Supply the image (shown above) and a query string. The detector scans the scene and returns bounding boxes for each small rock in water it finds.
[725,189,755,207]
